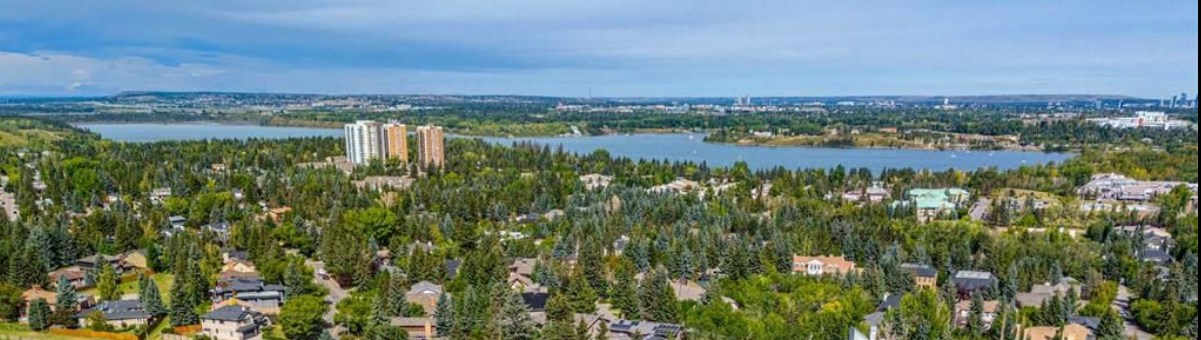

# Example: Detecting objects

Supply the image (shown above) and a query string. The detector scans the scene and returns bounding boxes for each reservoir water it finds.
[75,123,1072,171]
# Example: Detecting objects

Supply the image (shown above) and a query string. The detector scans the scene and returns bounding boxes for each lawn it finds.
[81,273,175,302]
[0,323,96,340]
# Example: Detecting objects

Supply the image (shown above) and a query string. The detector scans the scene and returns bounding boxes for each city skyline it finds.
[0,1,1196,97]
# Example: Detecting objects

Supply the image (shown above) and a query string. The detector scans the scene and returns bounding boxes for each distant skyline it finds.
[1,1,1196,98]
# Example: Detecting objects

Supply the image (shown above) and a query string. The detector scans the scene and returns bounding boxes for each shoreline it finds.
[69,120,1069,155]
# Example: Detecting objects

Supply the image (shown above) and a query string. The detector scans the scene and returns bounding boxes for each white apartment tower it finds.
[415,125,445,169]
[344,120,410,165]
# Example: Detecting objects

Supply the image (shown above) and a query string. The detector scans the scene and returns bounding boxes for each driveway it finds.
[969,198,991,222]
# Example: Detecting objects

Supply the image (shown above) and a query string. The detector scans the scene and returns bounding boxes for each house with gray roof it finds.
[210,278,286,314]
[200,305,269,340]
[75,299,155,328]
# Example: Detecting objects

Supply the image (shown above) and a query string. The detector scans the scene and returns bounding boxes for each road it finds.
[1112,284,1153,340]
[969,198,992,221]
[307,260,350,338]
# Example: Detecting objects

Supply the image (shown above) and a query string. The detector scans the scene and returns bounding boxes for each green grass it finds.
[0,323,95,340]
[81,273,175,302]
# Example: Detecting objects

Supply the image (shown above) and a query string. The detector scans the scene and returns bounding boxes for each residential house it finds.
[405,281,443,315]
[48,266,89,289]
[843,186,890,203]
[117,249,150,271]
[1023,323,1092,340]
[951,271,997,299]
[608,319,685,340]
[1015,277,1080,308]
[20,285,95,321]
[211,278,286,314]
[219,259,261,281]
[204,221,233,240]
[390,317,435,339]
[954,299,999,327]
[509,258,536,278]
[863,293,905,340]
[149,187,171,204]
[75,299,154,328]
[901,263,938,290]
[792,255,858,276]
[76,254,132,275]
[200,305,269,340]
[579,174,614,190]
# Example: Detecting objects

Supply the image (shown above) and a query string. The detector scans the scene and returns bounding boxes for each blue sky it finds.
[0,0,1196,97]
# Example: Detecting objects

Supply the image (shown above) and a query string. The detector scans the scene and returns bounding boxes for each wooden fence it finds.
[49,328,140,340]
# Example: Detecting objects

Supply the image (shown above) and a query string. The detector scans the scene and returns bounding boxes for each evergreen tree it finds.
[495,289,537,340]
[967,292,985,336]
[611,259,639,318]
[96,261,120,301]
[638,269,679,323]
[1095,310,1126,340]
[54,275,78,312]
[169,272,198,326]
[433,292,454,337]
[141,277,168,316]
[284,257,312,298]
[565,266,598,313]
[27,298,52,331]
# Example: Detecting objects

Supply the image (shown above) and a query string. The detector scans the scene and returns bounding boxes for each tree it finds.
[638,269,679,323]
[85,311,115,331]
[27,298,52,331]
[495,289,537,340]
[1095,310,1126,340]
[611,259,640,318]
[280,295,327,340]
[96,261,120,301]
[284,257,314,298]
[566,266,598,313]
[967,292,985,336]
[54,274,78,312]
[434,292,454,337]
[0,283,24,321]
[140,276,168,317]
[169,273,198,326]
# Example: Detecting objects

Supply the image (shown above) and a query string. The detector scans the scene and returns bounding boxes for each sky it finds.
[0,1,1196,98]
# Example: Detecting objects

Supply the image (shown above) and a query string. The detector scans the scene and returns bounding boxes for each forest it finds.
[0,116,1196,340]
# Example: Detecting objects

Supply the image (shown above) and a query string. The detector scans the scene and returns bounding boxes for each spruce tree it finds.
[495,289,537,340]
[1095,310,1126,340]
[565,266,598,313]
[54,275,78,312]
[169,272,198,326]
[141,278,168,317]
[96,261,120,301]
[967,292,985,336]
[433,292,454,337]
[27,298,52,331]
[611,259,640,318]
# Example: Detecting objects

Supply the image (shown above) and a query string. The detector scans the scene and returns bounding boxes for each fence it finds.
[48,329,140,340]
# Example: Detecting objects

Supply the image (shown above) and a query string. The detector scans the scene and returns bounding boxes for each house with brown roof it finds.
[954,300,999,327]
[792,255,858,276]
[218,259,261,281]
[405,281,443,315]
[20,285,95,321]
[49,266,89,289]
[1023,323,1092,340]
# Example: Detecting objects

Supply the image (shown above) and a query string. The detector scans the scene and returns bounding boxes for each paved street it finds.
[1112,284,1153,340]
[307,260,350,338]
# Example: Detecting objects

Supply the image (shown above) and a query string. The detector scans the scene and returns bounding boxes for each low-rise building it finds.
[951,271,997,299]
[200,305,269,340]
[893,188,970,222]
[20,285,95,321]
[792,255,858,276]
[210,278,286,314]
[75,299,154,328]
[954,299,999,327]
[1023,323,1092,340]
[48,266,89,289]
[405,281,443,315]
[901,263,938,290]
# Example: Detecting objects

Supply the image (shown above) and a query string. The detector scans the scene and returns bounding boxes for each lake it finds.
[74,123,1072,171]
